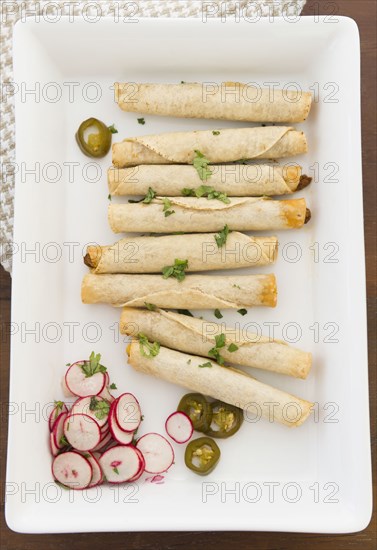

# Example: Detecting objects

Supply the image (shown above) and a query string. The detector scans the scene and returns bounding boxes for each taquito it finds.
[112,127,307,167]
[127,342,313,427]
[84,233,278,274]
[108,197,310,233]
[120,308,312,379]
[81,273,277,308]
[108,164,312,197]
[115,82,312,123]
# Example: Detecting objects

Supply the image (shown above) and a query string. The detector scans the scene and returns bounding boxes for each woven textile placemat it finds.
[0,0,306,274]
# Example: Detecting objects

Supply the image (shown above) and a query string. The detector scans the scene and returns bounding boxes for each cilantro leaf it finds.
[162,197,175,217]
[212,130,220,135]
[208,333,227,365]
[237,309,248,316]
[144,302,157,311]
[137,117,145,125]
[215,334,226,348]
[181,188,195,196]
[227,343,239,352]
[108,124,118,134]
[80,352,107,378]
[89,396,110,420]
[177,309,194,317]
[182,185,229,203]
[192,150,212,181]
[128,187,157,204]
[214,309,223,319]
[198,362,212,368]
[162,258,188,282]
[139,333,160,358]
[59,435,69,447]
[142,187,156,204]
[109,383,117,390]
[113,467,119,474]
[215,225,230,248]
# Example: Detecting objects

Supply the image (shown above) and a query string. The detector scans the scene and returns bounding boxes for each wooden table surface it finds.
[1,1,375,548]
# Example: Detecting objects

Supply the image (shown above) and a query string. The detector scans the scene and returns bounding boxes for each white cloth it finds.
[0,0,306,274]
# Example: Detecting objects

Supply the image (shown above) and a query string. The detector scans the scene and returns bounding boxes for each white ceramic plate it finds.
[7,16,371,533]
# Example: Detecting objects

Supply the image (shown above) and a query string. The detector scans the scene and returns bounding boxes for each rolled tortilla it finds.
[108,197,309,233]
[112,127,307,167]
[120,308,312,379]
[108,164,312,197]
[84,233,278,274]
[115,82,312,123]
[81,273,277,308]
[128,342,313,427]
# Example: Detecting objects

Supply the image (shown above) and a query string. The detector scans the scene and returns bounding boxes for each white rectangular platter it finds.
[6,15,371,533]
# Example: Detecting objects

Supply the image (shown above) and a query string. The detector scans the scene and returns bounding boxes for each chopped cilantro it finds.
[108,124,118,134]
[215,224,230,248]
[198,362,212,368]
[192,150,212,181]
[214,309,223,319]
[162,258,188,282]
[80,352,107,378]
[227,343,239,352]
[139,333,160,358]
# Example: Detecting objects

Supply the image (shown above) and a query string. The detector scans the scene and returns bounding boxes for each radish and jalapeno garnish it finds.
[184,437,220,476]
[75,118,117,158]
[204,401,243,439]
[177,393,212,432]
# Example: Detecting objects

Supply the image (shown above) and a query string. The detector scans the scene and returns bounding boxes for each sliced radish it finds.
[61,376,74,398]
[65,361,106,398]
[108,400,134,445]
[52,451,92,490]
[99,445,141,483]
[91,430,112,453]
[98,384,115,403]
[70,396,110,428]
[49,402,68,431]
[136,433,175,474]
[100,423,110,435]
[115,393,141,433]
[50,432,60,457]
[128,447,145,482]
[53,411,69,449]
[64,413,101,451]
[79,451,103,488]
[165,411,193,444]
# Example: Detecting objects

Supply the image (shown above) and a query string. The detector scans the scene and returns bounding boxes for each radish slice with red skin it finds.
[79,451,103,488]
[109,400,134,445]
[49,403,68,431]
[70,396,110,428]
[165,411,193,444]
[128,448,145,482]
[65,361,106,398]
[91,430,112,453]
[136,433,175,474]
[53,412,69,449]
[99,445,141,483]
[61,376,74,398]
[98,384,115,403]
[50,432,60,457]
[63,413,101,451]
[115,393,141,433]
[52,451,92,490]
